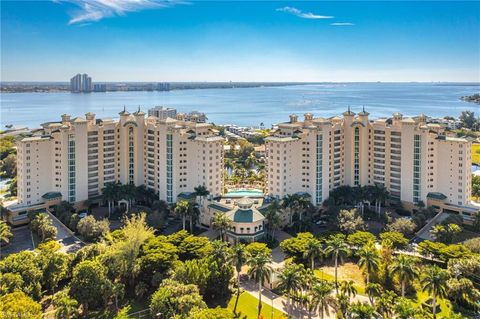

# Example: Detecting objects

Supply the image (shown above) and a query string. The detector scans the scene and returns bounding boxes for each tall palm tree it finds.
[311,280,336,319]
[0,220,12,244]
[365,282,382,305]
[231,244,247,315]
[194,185,209,206]
[421,265,449,319]
[247,252,273,318]
[101,182,116,216]
[174,200,190,230]
[340,280,357,302]
[390,255,419,297]
[212,212,232,241]
[187,204,200,232]
[357,244,380,284]
[303,238,324,270]
[265,199,281,240]
[325,235,350,294]
[277,263,303,315]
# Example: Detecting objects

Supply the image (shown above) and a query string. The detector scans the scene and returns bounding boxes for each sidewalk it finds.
[45,210,84,253]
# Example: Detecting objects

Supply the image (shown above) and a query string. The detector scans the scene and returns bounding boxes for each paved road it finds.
[46,211,84,253]
[0,226,34,258]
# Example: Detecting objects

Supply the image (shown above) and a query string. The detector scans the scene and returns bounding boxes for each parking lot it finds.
[0,226,34,258]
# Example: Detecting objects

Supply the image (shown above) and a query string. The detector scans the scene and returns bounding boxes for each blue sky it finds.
[1,0,479,82]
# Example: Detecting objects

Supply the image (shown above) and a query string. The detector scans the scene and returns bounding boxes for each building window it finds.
[316,133,323,204]
[354,127,360,185]
[166,133,173,203]
[68,134,76,203]
[413,134,421,203]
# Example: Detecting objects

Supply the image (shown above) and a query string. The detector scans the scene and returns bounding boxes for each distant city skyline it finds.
[1,1,479,82]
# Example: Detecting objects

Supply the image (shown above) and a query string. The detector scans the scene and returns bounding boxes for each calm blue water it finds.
[1,83,479,128]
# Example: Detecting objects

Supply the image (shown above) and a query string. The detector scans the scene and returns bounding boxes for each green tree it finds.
[421,265,449,319]
[325,234,350,294]
[264,199,281,239]
[0,220,12,244]
[212,212,232,241]
[52,289,78,319]
[337,208,365,234]
[0,251,42,299]
[348,301,378,319]
[189,307,235,319]
[30,213,57,242]
[387,218,417,237]
[394,297,416,319]
[280,232,316,263]
[303,237,324,270]
[430,223,462,244]
[113,306,131,319]
[379,231,408,249]
[459,110,476,129]
[194,185,210,206]
[77,215,109,242]
[247,250,273,317]
[37,242,70,292]
[175,200,190,231]
[0,291,42,319]
[347,231,376,248]
[231,244,247,315]
[149,279,206,319]
[340,280,357,302]
[390,255,418,297]
[277,263,303,315]
[357,243,379,284]
[69,260,112,313]
[107,213,154,288]
[0,272,24,295]
[311,280,336,319]
[365,282,381,305]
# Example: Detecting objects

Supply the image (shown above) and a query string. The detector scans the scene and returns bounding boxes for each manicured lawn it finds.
[473,143,480,165]
[314,263,366,295]
[227,291,286,319]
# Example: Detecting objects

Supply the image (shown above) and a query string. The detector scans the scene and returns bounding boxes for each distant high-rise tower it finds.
[70,74,82,93]
[70,73,92,93]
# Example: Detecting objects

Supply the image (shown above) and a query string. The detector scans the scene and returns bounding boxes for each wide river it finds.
[1,83,479,128]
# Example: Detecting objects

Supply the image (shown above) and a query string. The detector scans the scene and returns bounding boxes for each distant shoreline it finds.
[1,81,479,93]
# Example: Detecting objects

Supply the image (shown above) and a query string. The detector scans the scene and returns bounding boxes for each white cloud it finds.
[56,0,186,25]
[330,22,355,26]
[276,6,334,19]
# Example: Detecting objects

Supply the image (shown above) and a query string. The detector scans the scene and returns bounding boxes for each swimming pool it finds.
[225,188,264,198]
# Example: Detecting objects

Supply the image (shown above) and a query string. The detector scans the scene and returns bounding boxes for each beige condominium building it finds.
[265,110,477,222]
[8,109,223,224]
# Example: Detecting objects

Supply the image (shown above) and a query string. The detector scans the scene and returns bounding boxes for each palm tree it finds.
[277,263,302,315]
[31,213,51,242]
[112,281,125,311]
[311,280,336,319]
[265,199,281,240]
[357,244,379,284]
[390,255,418,297]
[194,185,209,206]
[245,152,257,170]
[247,252,273,318]
[325,235,350,294]
[340,280,357,302]
[349,301,379,319]
[394,297,416,319]
[365,282,382,305]
[231,244,247,315]
[101,182,116,217]
[174,200,190,230]
[421,265,449,319]
[212,212,232,241]
[375,290,396,319]
[187,204,200,232]
[0,220,12,244]
[303,238,324,270]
